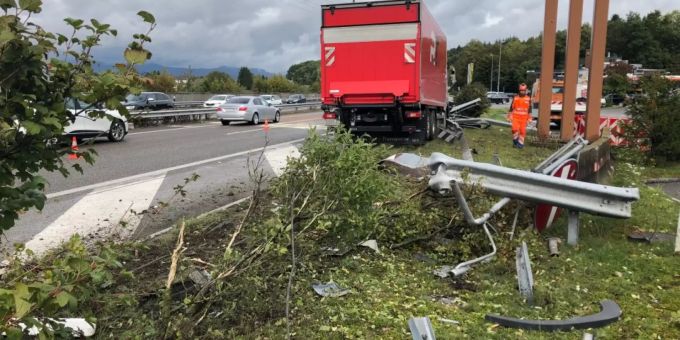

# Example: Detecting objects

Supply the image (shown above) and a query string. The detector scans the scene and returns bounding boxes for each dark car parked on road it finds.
[286,94,306,104]
[124,92,175,110]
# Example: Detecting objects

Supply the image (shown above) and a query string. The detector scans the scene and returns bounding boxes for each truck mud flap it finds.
[485,300,622,331]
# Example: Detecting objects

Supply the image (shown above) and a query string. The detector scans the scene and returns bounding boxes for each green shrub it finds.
[454,82,491,117]
[625,76,680,161]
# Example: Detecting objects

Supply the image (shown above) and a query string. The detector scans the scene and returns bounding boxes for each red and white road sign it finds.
[534,159,579,232]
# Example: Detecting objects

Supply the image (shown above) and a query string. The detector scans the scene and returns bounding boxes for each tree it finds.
[237,66,254,90]
[146,70,176,93]
[0,2,156,231]
[198,71,243,93]
[626,76,680,161]
[286,60,319,86]
[268,75,298,93]
[252,75,271,93]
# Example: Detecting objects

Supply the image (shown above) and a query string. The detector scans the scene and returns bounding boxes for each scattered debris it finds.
[380,153,429,178]
[358,239,380,254]
[627,231,676,244]
[583,332,595,340]
[433,265,454,278]
[516,241,534,304]
[548,237,561,256]
[320,246,351,257]
[18,318,96,337]
[438,317,460,325]
[312,282,350,298]
[188,269,211,287]
[408,316,436,340]
[485,300,622,331]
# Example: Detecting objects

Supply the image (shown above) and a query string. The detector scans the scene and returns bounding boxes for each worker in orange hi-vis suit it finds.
[506,83,533,149]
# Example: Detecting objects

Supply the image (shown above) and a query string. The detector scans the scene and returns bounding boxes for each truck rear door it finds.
[321,2,420,106]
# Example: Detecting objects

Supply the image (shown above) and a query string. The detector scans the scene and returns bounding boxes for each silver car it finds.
[216,96,281,126]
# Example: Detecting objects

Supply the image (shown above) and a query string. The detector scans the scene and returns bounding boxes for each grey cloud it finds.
[31,0,677,73]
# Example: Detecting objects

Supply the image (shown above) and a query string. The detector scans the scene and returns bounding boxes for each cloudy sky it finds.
[33,0,677,73]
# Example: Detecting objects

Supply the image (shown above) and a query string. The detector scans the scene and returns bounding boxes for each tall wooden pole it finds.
[585,0,609,141]
[538,0,559,139]
[561,0,584,141]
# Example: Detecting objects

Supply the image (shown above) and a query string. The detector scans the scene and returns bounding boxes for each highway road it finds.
[3,111,325,255]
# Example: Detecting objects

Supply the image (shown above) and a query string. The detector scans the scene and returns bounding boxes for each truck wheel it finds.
[426,110,435,141]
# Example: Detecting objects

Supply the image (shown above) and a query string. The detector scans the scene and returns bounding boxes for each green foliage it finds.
[197,71,243,93]
[454,82,491,117]
[251,74,300,94]
[0,236,129,337]
[286,60,319,87]
[625,75,680,161]
[144,70,176,93]
[236,66,253,90]
[0,2,155,231]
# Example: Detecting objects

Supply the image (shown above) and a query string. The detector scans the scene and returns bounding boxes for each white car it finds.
[64,99,129,142]
[203,94,234,108]
[260,94,283,105]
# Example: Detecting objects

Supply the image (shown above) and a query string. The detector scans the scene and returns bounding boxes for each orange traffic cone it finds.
[263,119,270,132]
[68,136,79,160]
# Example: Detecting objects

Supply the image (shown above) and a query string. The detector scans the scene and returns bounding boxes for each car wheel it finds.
[108,120,126,142]
[274,111,280,123]
[251,113,260,125]
[221,120,230,126]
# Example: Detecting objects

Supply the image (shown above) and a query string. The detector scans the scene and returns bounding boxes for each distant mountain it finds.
[93,62,275,78]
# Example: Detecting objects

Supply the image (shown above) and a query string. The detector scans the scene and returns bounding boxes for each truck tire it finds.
[426,110,435,141]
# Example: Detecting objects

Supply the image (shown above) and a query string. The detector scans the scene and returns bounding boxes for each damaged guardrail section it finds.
[427,152,639,218]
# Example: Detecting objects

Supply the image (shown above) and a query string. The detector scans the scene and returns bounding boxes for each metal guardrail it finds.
[427,152,639,218]
[129,102,322,120]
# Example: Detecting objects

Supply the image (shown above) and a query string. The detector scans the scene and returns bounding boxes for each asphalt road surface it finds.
[4,111,325,255]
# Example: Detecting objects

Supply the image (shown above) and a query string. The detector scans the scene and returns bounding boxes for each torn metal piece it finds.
[433,265,454,278]
[320,246,351,257]
[312,282,350,298]
[485,300,622,331]
[627,231,676,244]
[358,239,380,254]
[380,153,430,178]
[583,333,595,340]
[19,318,96,337]
[548,237,561,256]
[408,317,436,340]
[516,241,534,304]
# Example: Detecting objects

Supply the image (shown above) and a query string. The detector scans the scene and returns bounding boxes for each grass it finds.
[482,108,509,121]
[88,127,680,338]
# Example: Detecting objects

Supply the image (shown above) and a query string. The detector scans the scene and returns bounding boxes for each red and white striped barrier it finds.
[573,115,630,146]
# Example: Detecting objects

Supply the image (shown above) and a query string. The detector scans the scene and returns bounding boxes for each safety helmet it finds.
[519,83,528,91]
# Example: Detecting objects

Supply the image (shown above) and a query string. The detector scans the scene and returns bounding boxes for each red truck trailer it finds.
[320,0,447,144]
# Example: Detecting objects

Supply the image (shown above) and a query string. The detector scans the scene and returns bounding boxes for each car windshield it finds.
[229,97,250,104]
[209,95,227,101]
[126,94,145,102]
[65,98,94,110]
[552,87,564,94]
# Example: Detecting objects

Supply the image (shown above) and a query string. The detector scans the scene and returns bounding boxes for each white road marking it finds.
[26,175,166,256]
[265,145,301,177]
[46,138,306,200]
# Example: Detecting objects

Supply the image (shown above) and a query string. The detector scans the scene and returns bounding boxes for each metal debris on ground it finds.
[583,333,595,340]
[438,318,460,325]
[515,241,534,304]
[380,153,430,178]
[312,282,350,297]
[485,300,622,331]
[437,120,463,143]
[627,230,676,244]
[433,265,454,278]
[358,239,380,254]
[548,237,561,256]
[19,318,96,337]
[408,316,436,340]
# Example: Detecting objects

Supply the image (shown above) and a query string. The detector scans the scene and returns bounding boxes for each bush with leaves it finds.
[0,1,157,231]
[624,76,680,161]
[454,82,491,117]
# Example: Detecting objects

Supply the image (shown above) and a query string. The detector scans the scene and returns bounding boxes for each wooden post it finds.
[585,0,609,142]
[561,0,584,141]
[538,0,559,139]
